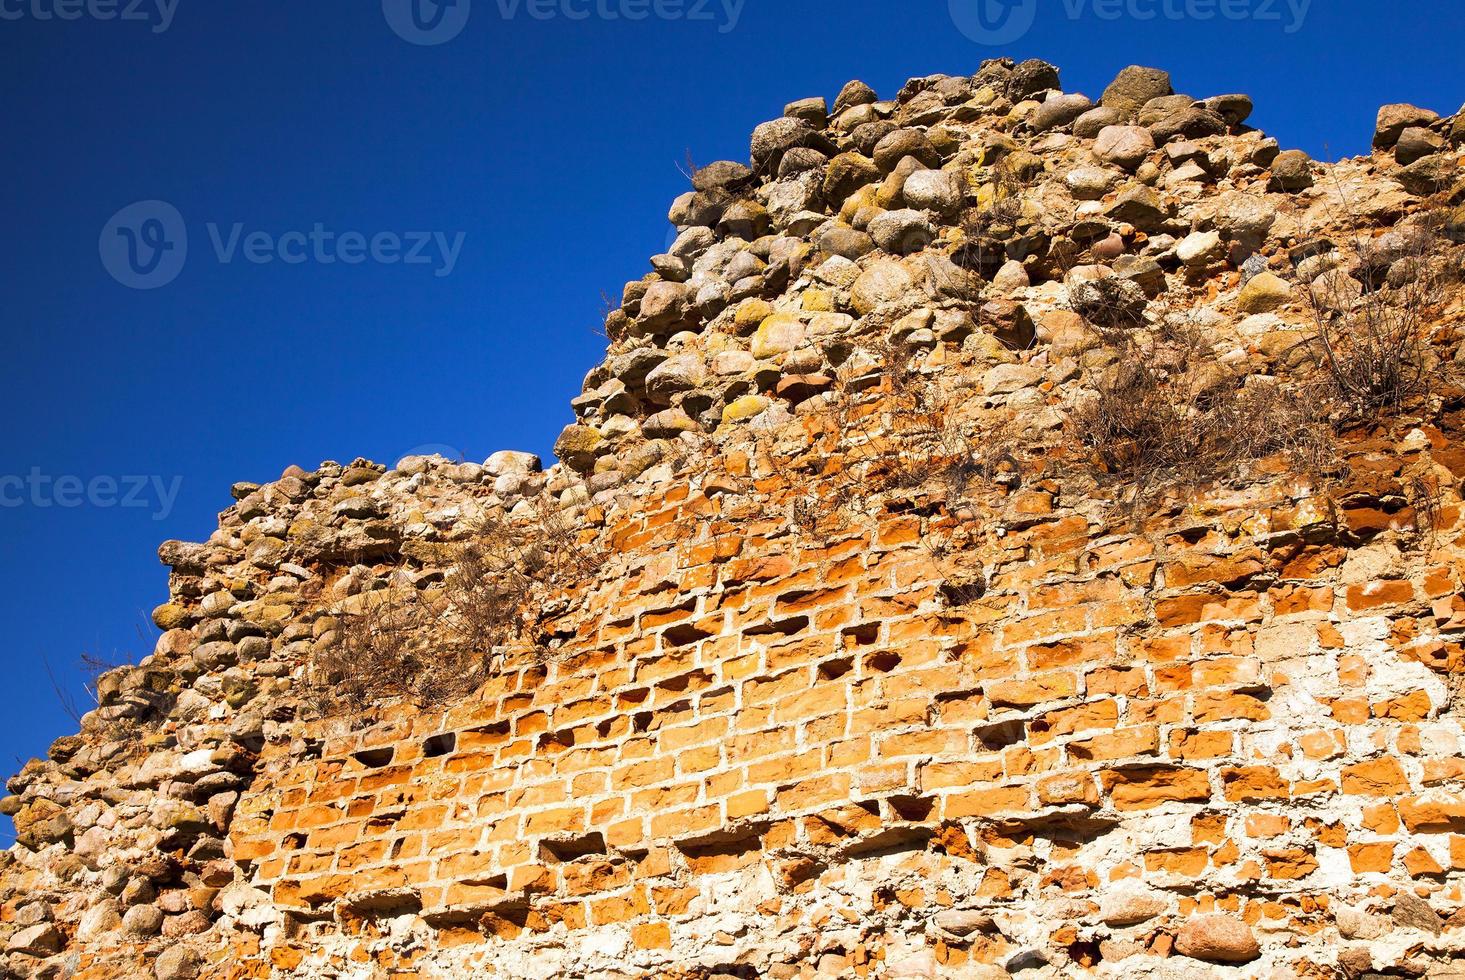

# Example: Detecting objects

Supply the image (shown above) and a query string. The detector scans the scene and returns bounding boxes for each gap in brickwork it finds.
[539,832,608,863]
[351,747,395,769]
[422,732,456,758]
[676,829,768,875]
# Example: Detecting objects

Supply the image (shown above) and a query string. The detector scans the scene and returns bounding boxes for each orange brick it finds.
[631,921,672,949]
[774,684,848,722]
[1037,772,1099,807]
[1154,592,1261,627]
[1222,767,1289,802]
[1002,608,1087,646]
[1101,767,1211,811]
[1245,814,1291,838]
[1348,841,1395,873]
[1264,847,1318,879]
[1030,700,1118,744]
[1164,552,1264,589]
[1169,729,1234,761]
[650,805,721,839]
[1086,666,1148,697]
[920,760,1005,791]
[613,757,674,790]
[1346,580,1414,611]
[607,817,645,849]
[1068,727,1160,762]
[1023,634,1117,671]
[1403,846,1444,876]
[881,728,967,758]
[1397,795,1465,834]
[727,790,770,820]
[1342,757,1411,797]
[748,750,821,785]
[523,806,587,836]
[1145,848,1207,876]
[987,673,1077,709]
[944,786,1031,818]
[1299,730,1347,761]
[1374,690,1434,722]
[775,774,851,811]
[1193,692,1271,723]
[659,718,729,752]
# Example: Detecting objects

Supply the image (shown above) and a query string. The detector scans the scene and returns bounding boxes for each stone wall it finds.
[5,58,1465,980]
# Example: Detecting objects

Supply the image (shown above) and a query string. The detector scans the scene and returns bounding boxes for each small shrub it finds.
[1304,212,1455,417]
[957,157,1030,278]
[313,588,457,715]
[311,498,600,717]
[47,651,127,727]
[1069,331,1335,512]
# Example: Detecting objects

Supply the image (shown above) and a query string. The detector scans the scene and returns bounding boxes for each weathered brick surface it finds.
[192,449,1465,976]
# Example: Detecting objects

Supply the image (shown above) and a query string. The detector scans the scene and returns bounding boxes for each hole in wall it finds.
[887,795,935,822]
[537,730,575,752]
[663,623,715,647]
[618,687,650,709]
[745,616,810,637]
[677,832,765,874]
[818,657,854,681]
[423,733,456,758]
[341,888,424,919]
[352,747,395,769]
[658,669,712,694]
[866,651,901,673]
[469,721,510,743]
[540,832,608,863]
[939,579,987,606]
[974,720,1025,751]
[844,826,936,858]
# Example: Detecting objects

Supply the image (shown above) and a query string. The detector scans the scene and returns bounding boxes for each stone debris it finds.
[2,58,1465,980]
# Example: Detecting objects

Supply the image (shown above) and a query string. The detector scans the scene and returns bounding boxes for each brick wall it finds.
[220,425,1465,977]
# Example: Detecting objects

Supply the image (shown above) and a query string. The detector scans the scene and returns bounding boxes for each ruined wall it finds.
[5,58,1465,980]
[228,446,1465,980]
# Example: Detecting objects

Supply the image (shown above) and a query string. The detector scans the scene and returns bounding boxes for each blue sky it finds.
[1,0,1461,828]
